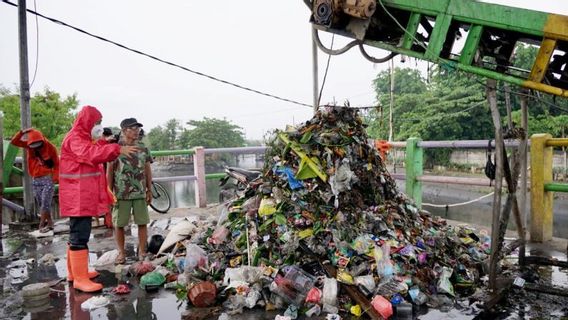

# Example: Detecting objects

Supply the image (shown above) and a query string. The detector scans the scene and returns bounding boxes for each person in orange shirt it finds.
[11,128,59,232]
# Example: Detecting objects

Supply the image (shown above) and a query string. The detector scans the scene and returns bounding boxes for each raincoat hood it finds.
[72,105,102,137]
[25,129,47,147]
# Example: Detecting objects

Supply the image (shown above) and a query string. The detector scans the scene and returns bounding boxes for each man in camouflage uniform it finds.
[107,118,153,263]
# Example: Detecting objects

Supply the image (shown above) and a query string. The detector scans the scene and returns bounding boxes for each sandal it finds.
[39,226,53,233]
[115,253,126,265]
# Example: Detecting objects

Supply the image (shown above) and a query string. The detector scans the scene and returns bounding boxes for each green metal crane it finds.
[307,0,568,97]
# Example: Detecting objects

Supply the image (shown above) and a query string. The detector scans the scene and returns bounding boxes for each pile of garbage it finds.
[127,107,492,318]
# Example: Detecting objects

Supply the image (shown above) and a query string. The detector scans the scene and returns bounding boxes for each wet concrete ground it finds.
[0,207,567,320]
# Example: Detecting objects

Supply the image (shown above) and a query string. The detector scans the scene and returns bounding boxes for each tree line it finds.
[0,86,247,150]
[365,44,568,165]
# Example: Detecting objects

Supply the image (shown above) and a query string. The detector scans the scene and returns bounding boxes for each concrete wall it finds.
[450,150,567,169]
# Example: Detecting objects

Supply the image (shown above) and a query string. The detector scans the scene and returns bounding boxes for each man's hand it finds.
[120,146,141,158]
[145,189,152,204]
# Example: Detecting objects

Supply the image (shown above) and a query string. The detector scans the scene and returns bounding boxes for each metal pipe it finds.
[312,25,319,112]
[418,139,526,149]
[151,149,195,157]
[546,138,568,147]
[417,175,498,187]
[152,176,196,183]
[204,147,267,154]
[544,183,568,193]
[2,199,25,213]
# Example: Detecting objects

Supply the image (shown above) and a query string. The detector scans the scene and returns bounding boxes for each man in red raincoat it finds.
[11,128,59,232]
[59,105,139,292]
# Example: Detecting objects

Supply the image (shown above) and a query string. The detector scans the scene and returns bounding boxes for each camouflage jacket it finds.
[110,142,152,200]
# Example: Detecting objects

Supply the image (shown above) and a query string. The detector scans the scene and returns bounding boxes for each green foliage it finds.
[147,117,245,150]
[0,86,78,146]
[180,117,245,149]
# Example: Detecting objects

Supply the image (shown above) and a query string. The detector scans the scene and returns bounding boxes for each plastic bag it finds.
[374,244,393,279]
[209,226,229,245]
[305,287,322,304]
[81,296,109,311]
[322,278,338,307]
[354,275,376,295]
[437,267,455,296]
[408,287,428,305]
[245,290,261,308]
[184,244,208,273]
[140,272,166,289]
[92,249,119,269]
[258,198,277,216]
[371,295,393,319]
[274,166,304,190]
[305,304,321,317]
[131,261,155,276]
[223,266,264,287]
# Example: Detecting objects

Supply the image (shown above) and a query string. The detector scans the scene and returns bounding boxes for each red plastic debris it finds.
[112,284,131,294]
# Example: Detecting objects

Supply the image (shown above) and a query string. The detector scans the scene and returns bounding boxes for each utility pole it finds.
[312,26,319,114]
[388,59,395,142]
[18,0,34,221]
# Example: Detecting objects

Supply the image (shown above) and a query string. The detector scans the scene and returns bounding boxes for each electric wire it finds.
[473,78,568,114]
[29,0,39,88]
[318,35,334,106]
[1,0,312,108]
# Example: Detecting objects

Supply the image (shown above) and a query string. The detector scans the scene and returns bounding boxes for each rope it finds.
[422,191,495,208]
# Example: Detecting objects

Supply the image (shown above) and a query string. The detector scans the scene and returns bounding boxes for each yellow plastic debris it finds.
[350,304,362,317]
[258,198,277,216]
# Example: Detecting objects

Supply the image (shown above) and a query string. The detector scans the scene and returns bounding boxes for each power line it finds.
[472,78,568,114]
[1,0,312,108]
[29,0,39,88]
[318,35,334,106]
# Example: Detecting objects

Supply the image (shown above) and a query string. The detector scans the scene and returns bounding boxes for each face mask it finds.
[29,141,44,149]
[91,124,104,139]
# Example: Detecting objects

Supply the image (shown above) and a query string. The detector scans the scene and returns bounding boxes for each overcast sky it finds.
[1,1,567,140]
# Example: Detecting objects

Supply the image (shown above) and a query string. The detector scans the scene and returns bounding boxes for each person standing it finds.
[11,128,59,232]
[107,118,153,264]
[59,106,139,292]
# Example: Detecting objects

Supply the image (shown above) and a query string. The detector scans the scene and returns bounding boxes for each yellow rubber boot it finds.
[66,247,99,282]
[69,249,103,292]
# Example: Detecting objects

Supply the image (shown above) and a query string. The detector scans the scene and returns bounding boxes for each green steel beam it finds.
[425,13,453,60]
[459,25,483,66]
[544,183,568,193]
[402,12,421,50]
[383,0,548,37]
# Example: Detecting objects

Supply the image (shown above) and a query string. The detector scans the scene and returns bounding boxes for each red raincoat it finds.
[59,106,121,217]
[11,129,59,182]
